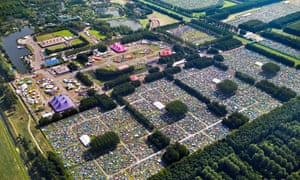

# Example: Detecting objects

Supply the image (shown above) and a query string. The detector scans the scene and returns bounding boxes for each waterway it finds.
[1,26,34,74]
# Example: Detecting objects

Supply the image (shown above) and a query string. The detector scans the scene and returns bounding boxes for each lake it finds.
[1,26,34,73]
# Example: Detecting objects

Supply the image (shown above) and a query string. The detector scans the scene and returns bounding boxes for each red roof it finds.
[130,75,139,81]
[160,49,172,57]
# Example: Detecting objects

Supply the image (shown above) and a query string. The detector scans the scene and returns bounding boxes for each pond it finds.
[107,19,142,31]
[1,26,33,73]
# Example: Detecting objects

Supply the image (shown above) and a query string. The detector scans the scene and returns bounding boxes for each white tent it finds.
[79,135,91,147]
[153,101,165,110]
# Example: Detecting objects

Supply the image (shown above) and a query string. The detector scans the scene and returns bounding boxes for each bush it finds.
[148,130,170,151]
[222,112,249,129]
[217,79,238,96]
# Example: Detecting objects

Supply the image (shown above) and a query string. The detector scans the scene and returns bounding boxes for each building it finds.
[49,94,75,113]
[159,49,173,57]
[110,42,127,53]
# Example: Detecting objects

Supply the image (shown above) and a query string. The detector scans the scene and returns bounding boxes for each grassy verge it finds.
[253,43,300,65]
[89,30,106,40]
[0,118,29,180]
[221,1,236,9]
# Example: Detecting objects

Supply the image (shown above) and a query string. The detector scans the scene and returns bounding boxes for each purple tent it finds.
[49,94,75,113]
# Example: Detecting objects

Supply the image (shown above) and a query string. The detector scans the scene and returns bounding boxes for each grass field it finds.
[88,30,106,39]
[46,44,65,51]
[0,112,28,180]
[221,1,236,8]
[71,39,84,46]
[139,19,149,29]
[147,11,179,26]
[36,30,74,42]
[272,28,300,39]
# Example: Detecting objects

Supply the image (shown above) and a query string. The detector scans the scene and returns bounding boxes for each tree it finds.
[222,112,249,129]
[162,142,190,165]
[165,100,188,118]
[217,79,238,96]
[148,130,170,151]
[262,62,280,75]
[89,131,120,154]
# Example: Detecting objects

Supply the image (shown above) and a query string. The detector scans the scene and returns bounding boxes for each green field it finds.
[70,39,84,46]
[46,44,65,51]
[221,1,236,8]
[147,11,179,26]
[0,116,28,180]
[89,30,106,39]
[139,19,149,29]
[272,28,300,39]
[36,30,74,42]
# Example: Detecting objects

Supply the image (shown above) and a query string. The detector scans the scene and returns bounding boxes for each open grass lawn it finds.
[78,32,93,44]
[147,11,179,26]
[36,30,74,42]
[139,19,149,29]
[46,44,66,51]
[53,30,74,37]
[192,12,206,18]
[89,30,106,40]
[222,1,236,8]
[0,117,28,180]
[71,38,84,46]
[253,43,300,65]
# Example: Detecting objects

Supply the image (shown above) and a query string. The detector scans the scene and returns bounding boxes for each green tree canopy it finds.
[262,62,280,75]
[222,112,249,129]
[217,79,238,95]
[165,100,188,118]
[148,130,170,151]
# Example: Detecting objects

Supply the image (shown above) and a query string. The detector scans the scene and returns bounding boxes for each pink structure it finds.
[110,42,127,53]
[49,94,75,113]
[160,49,172,57]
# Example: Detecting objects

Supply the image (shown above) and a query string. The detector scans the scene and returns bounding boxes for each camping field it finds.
[159,0,221,10]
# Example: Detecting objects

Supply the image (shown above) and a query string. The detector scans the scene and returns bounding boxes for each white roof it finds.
[79,135,91,147]
[172,59,186,67]
[42,112,54,118]
[255,61,263,67]
[21,83,28,91]
[153,101,165,110]
[212,78,221,84]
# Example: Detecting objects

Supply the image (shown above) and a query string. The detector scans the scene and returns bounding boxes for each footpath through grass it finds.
[0,116,29,180]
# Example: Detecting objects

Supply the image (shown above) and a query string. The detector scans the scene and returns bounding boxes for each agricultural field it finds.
[147,11,179,26]
[35,30,74,42]
[158,0,221,10]
[167,25,215,45]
